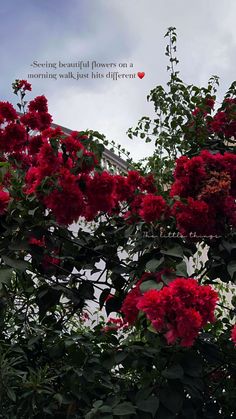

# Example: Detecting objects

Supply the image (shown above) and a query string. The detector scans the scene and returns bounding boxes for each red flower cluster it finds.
[139,194,167,222]
[21,126,158,225]
[28,235,61,273]
[20,95,52,132]
[116,173,167,224]
[102,317,127,332]
[0,81,165,226]
[42,254,60,270]
[25,152,159,225]
[231,324,236,346]
[170,150,236,236]
[188,96,236,141]
[121,269,174,325]
[0,189,10,215]
[43,168,85,225]
[209,98,236,139]
[0,100,27,153]
[16,79,32,92]
[0,102,18,123]
[85,171,116,219]
[28,236,46,247]
[122,276,218,347]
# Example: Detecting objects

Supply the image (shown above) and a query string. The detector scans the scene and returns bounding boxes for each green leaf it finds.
[114,351,128,364]
[93,400,103,409]
[99,288,111,310]
[113,402,136,416]
[137,396,159,417]
[78,282,94,299]
[28,207,40,216]
[36,286,62,318]
[100,405,112,413]
[227,261,236,279]
[53,393,63,406]
[2,256,30,271]
[7,388,16,402]
[147,323,158,333]
[181,352,203,377]
[145,257,164,272]
[160,386,183,414]
[162,364,184,379]
[0,268,14,287]
[162,244,183,258]
[105,297,122,316]
[124,224,135,238]
[157,406,176,419]
[140,280,163,293]
[175,261,188,277]
[8,240,29,251]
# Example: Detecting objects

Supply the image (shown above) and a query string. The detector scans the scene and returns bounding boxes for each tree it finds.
[0,28,235,418]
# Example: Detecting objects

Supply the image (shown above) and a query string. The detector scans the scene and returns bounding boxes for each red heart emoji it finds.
[137,72,145,79]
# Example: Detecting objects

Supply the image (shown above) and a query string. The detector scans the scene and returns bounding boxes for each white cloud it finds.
[4,0,236,161]
[46,0,236,161]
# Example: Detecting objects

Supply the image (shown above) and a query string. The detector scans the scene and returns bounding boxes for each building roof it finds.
[51,122,128,173]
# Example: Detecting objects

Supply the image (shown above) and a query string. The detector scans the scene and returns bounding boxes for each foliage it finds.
[0,29,235,418]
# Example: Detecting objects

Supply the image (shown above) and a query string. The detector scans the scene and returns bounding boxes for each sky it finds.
[1,0,236,161]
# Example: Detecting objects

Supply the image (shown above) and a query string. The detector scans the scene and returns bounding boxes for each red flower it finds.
[172,198,216,237]
[29,236,46,247]
[42,255,60,270]
[21,111,40,130]
[35,141,62,178]
[1,123,27,152]
[17,80,32,91]
[9,152,32,170]
[37,112,53,131]
[170,155,206,198]
[85,172,116,218]
[28,135,43,155]
[231,325,236,346]
[103,317,126,332]
[192,107,201,116]
[137,288,166,330]
[43,168,85,225]
[24,167,41,195]
[81,150,98,173]
[173,308,202,347]
[0,102,18,122]
[126,170,142,191]
[139,194,167,222]
[121,269,173,324]
[123,194,143,224]
[140,174,157,193]
[61,135,84,155]
[28,95,48,113]
[171,151,236,236]
[114,175,132,202]
[205,97,215,109]
[121,285,142,325]
[42,127,63,139]
[131,277,218,347]
[0,189,10,214]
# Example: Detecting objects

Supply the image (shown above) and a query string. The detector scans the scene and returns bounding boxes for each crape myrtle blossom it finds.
[120,269,174,325]
[2,81,236,234]
[187,96,236,140]
[121,275,218,347]
[0,80,234,353]
[170,150,236,237]
[0,189,10,215]
[231,324,236,346]
[0,80,167,227]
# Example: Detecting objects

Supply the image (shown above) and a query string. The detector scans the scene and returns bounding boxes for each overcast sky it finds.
[1,0,236,161]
